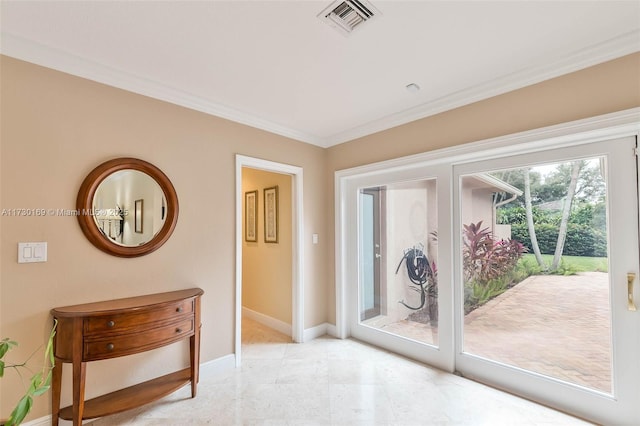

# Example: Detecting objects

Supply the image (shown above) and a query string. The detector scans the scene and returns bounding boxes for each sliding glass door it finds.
[453,137,639,424]
[338,128,639,424]
[358,180,439,344]
[346,164,454,371]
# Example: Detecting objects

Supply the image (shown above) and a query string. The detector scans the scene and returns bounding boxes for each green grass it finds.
[520,253,608,273]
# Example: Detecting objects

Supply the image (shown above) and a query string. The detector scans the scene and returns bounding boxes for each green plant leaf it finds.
[33,384,51,396]
[43,369,53,386]
[45,322,57,366]
[0,339,18,361]
[29,372,43,393]
[6,394,33,426]
[32,370,53,395]
[2,323,57,425]
[48,338,56,366]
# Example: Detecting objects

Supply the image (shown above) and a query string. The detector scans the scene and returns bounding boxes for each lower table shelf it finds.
[59,368,192,421]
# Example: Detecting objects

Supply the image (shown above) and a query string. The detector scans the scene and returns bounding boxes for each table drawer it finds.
[84,318,194,360]
[85,299,194,335]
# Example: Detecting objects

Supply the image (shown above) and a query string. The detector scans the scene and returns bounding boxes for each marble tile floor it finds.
[89,317,592,425]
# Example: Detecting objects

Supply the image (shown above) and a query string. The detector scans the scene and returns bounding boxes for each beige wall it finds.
[0,56,327,420]
[461,186,495,234]
[242,168,292,325]
[325,52,640,324]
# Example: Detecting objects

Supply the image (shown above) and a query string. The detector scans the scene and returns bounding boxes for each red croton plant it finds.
[462,221,527,285]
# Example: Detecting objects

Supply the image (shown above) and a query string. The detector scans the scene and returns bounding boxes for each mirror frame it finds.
[77,157,179,258]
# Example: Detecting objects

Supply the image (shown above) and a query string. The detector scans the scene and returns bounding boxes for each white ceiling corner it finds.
[1,1,639,148]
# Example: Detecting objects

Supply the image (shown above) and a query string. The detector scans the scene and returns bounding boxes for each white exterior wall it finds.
[383,179,436,323]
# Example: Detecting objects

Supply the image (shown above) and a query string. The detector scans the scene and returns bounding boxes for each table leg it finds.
[191,296,201,398]
[72,360,86,426]
[51,359,63,426]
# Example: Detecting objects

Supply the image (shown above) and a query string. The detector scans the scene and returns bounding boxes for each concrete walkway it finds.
[464,272,611,392]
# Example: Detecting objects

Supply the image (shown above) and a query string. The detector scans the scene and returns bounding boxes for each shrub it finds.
[463,221,526,283]
[465,276,510,314]
[463,221,526,312]
[511,223,608,257]
[497,206,560,226]
[516,256,543,277]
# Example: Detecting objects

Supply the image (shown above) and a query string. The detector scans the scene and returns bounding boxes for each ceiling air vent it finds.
[318,0,380,36]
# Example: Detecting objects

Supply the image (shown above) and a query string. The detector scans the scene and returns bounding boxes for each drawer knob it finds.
[176,328,182,333]
[107,343,115,351]
[107,320,115,328]
[176,307,183,313]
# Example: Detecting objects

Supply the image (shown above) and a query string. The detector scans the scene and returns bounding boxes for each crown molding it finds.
[323,30,640,147]
[0,33,325,146]
[2,30,638,149]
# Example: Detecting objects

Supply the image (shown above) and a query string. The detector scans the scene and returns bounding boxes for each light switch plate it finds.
[18,242,47,263]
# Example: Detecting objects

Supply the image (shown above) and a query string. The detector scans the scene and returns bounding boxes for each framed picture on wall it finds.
[245,190,258,242]
[134,199,144,234]
[263,186,279,243]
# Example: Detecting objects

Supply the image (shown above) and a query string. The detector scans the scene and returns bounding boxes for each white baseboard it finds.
[326,323,338,338]
[242,306,292,336]
[241,308,339,342]
[302,322,339,341]
[303,322,327,341]
[21,416,52,426]
[200,353,236,379]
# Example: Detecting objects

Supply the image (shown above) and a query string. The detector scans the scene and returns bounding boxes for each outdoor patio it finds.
[372,272,611,392]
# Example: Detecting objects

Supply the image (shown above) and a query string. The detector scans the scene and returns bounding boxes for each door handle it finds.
[628,273,637,312]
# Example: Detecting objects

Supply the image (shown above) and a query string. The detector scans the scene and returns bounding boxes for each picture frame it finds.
[108,221,118,239]
[263,186,279,243]
[134,199,144,234]
[245,190,258,242]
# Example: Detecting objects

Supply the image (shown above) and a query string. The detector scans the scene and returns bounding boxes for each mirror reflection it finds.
[93,169,167,247]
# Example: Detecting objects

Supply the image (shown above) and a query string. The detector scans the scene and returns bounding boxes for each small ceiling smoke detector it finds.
[406,83,421,93]
[318,0,381,36]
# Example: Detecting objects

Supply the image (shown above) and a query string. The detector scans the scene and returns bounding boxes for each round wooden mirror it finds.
[77,158,178,257]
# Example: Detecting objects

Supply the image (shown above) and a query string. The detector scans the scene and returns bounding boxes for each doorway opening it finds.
[235,155,304,367]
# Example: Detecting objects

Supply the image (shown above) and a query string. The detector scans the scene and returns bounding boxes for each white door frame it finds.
[235,154,304,366]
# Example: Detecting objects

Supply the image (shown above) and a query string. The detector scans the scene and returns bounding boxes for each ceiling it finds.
[1,1,639,147]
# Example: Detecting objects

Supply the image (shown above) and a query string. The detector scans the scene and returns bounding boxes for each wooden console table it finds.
[50,288,203,426]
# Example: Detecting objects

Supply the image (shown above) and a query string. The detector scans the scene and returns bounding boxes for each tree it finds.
[523,168,546,270]
[539,160,605,205]
[491,169,542,207]
[551,160,584,271]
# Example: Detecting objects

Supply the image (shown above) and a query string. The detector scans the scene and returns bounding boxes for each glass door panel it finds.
[358,179,439,347]
[460,157,612,392]
[454,137,639,424]
[360,188,381,321]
